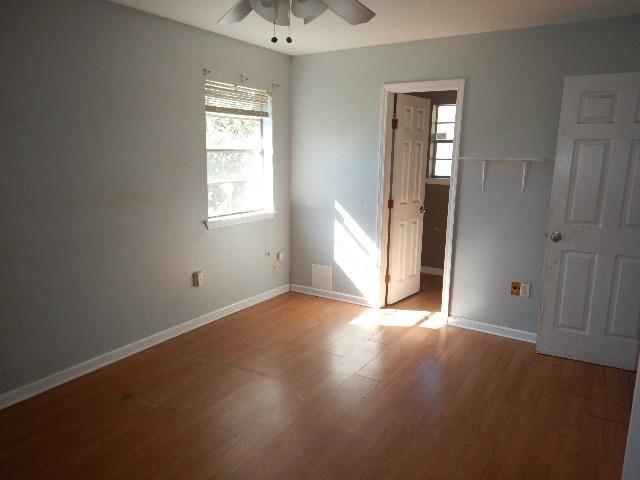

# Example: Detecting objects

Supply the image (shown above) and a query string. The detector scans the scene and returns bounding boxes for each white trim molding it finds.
[447,315,537,344]
[290,284,376,307]
[425,177,450,186]
[205,210,275,229]
[0,284,291,410]
[421,266,444,276]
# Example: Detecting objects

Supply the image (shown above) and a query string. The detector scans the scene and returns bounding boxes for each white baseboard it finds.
[447,316,537,344]
[290,284,376,307]
[421,266,444,276]
[0,284,291,410]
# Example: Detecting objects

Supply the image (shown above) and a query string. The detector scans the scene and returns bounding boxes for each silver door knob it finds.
[419,205,426,214]
[550,231,562,242]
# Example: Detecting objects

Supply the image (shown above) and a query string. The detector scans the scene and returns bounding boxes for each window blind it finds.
[204,80,271,118]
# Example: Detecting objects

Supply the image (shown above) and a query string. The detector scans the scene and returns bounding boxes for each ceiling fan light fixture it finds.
[291,0,324,19]
[219,0,376,28]
[249,0,290,26]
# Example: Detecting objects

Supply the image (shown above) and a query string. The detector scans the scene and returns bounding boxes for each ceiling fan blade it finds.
[322,0,375,25]
[218,0,252,24]
[291,0,323,19]
[303,4,328,24]
[249,0,290,26]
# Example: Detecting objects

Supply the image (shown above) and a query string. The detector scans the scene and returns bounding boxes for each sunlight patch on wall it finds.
[333,201,380,305]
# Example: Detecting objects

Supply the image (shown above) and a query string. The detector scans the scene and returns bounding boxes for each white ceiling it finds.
[110,0,640,55]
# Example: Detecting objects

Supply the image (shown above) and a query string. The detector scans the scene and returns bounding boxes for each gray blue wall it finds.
[290,15,640,332]
[0,0,291,394]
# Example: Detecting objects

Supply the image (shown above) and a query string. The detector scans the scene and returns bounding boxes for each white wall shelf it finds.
[459,157,546,192]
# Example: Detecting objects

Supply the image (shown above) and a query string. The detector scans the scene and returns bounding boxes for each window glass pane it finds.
[207,147,264,217]
[437,105,456,123]
[434,159,452,177]
[208,180,263,218]
[205,113,261,149]
[207,150,261,183]
[435,123,455,141]
[435,142,453,159]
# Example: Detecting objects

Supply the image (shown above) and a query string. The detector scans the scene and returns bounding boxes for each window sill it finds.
[205,210,275,229]
[426,177,451,186]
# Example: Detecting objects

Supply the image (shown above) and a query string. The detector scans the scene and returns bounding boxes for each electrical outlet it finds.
[192,271,203,287]
[510,281,531,297]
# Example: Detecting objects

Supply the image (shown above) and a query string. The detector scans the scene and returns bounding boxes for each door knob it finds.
[419,205,426,214]
[550,231,562,242]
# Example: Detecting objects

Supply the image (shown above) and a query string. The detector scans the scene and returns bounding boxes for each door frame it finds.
[376,79,466,314]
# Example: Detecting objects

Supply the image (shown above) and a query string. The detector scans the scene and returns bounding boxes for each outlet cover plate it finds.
[312,264,332,291]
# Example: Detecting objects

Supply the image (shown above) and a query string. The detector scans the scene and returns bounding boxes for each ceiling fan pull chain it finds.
[271,17,278,43]
[273,17,277,42]
[286,0,292,43]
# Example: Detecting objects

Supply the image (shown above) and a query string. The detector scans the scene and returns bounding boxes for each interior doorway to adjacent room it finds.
[377,80,465,317]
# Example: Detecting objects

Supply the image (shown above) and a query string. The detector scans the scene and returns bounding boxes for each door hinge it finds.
[385,273,391,283]
[391,118,399,130]
[388,199,394,209]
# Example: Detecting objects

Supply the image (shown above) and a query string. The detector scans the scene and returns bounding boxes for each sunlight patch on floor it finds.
[349,308,432,328]
[418,311,447,329]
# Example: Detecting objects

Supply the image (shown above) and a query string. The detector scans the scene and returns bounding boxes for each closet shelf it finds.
[459,157,546,192]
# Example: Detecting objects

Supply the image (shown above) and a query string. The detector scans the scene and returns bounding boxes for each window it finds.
[205,81,273,225]
[429,104,456,178]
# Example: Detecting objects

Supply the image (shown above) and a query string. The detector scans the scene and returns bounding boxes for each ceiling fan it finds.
[219,0,375,43]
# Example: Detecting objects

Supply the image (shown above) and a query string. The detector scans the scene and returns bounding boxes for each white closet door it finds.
[537,72,640,370]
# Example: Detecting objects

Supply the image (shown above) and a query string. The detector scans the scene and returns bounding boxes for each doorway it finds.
[377,79,465,317]
[414,91,456,312]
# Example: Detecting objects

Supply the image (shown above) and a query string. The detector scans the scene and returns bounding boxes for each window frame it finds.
[205,103,274,229]
[428,103,456,181]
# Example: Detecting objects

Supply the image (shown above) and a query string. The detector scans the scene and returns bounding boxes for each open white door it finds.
[386,94,430,304]
[537,73,640,370]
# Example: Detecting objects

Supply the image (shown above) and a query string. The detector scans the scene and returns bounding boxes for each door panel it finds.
[387,94,430,304]
[566,140,609,225]
[399,141,411,203]
[537,73,640,370]
[577,91,618,124]
[623,141,640,228]
[411,141,425,202]
[554,251,595,332]
[607,256,640,339]
[408,218,420,278]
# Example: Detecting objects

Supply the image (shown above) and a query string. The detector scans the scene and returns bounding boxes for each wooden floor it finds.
[1,275,635,479]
